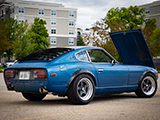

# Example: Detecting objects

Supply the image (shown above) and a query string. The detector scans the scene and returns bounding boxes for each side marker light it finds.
[51,73,57,77]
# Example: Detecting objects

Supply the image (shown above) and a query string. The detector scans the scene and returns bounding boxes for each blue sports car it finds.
[4,29,158,104]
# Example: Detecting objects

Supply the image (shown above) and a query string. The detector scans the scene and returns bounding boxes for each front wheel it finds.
[135,73,157,98]
[67,74,95,105]
[22,92,46,101]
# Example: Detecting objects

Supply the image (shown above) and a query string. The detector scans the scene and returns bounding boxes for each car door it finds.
[87,49,129,93]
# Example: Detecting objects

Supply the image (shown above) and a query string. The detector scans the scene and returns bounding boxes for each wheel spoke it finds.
[146,87,149,92]
[148,84,152,89]
[80,82,84,88]
[84,84,88,91]
[143,82,147,86]
[78,86,81,90]
[79,91,83,96]
[83,88,87,95]
[143,87,147,92]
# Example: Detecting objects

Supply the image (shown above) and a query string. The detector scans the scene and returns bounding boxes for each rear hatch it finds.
[109,29,155,68]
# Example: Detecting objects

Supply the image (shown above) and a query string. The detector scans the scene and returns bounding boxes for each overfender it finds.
[66,69,96,87]
[139,69,157,82]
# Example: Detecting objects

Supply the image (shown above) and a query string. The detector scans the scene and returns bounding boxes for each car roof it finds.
[65,46,101,50]
[18,46,103,62]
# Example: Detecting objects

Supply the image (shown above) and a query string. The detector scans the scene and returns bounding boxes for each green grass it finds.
[0,67,4,73]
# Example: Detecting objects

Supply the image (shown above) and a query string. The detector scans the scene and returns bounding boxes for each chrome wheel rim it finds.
[141,76,156,96]
[77,78,93,101]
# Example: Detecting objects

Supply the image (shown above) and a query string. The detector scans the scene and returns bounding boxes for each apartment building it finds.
[139,0,160,27]
[0,0,77,47]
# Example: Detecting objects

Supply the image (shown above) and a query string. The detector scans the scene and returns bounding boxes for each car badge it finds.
[25,64,28,66]
[71,56,74,60]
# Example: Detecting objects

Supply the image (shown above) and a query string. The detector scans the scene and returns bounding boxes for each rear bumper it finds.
[5,79,68,95]
[5,80,47,92]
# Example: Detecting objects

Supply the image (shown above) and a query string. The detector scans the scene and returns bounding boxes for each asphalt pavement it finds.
[0,73,160,120]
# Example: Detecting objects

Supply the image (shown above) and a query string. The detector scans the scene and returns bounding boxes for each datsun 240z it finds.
[4,29,158,104]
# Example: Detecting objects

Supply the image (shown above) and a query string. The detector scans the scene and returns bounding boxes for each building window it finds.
[50,37,57,44]
[145,19,149,22]
[51,29,56,34]
[69,29,74,35]
[19,8,24,13]
[39,9,44,15]
[1,10,3,17]
[51,10,56,16]
[69,21,74,26]
[77,31,81,36]
[69,11,74,17]
[18,17,24,23]
[68,38,74,45]
[10,8,14,14]
[146,8,150,14]
[51,19,56,25]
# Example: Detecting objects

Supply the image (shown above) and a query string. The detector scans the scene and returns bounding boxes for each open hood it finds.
[110,29,155,68]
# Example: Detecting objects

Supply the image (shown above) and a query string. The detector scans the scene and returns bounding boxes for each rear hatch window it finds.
[19,48,73,62]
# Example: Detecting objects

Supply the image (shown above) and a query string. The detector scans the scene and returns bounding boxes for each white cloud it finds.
[29,0,156,29]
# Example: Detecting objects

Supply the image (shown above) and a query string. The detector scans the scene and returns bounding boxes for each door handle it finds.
[98,69,103,72]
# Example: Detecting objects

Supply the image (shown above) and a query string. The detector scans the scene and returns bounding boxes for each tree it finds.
[12,20,31,59]
[107,6,145,31]
[142,18,157,56]
[0,17,50,60]
[77,36,85,46]
[0,19,11,55]
[151,27,160,56]
[0,18,18,60]
[13,18,50,59]
[28,17,50,53]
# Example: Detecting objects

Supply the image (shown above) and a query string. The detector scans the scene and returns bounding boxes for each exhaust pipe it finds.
[39,87,48,93]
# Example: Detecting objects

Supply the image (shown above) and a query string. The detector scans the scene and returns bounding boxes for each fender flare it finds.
[66,69,97,88]
[139,69,157,83]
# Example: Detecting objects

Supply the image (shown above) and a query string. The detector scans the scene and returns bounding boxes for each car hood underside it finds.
[110,29,155,68]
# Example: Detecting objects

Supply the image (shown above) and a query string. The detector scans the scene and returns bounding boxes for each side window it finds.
[87,49,112,63]
[75,51,89,62]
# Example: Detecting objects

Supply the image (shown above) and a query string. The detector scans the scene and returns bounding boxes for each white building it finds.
[0,0,77,47]
[139,1,160,27]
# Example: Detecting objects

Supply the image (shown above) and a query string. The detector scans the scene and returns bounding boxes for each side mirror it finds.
[111,60,116,65]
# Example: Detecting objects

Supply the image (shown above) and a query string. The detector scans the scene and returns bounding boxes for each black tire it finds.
[135,73,157,98]
[22,92,46,101]
[67,74,95,105]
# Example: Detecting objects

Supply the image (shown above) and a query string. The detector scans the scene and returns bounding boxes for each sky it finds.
[30,0,157,29]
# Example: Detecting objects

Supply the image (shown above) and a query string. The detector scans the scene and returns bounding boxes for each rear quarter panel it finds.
[46,61,96,94]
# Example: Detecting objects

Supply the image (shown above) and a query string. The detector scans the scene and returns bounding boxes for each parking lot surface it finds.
[0,73,160,120]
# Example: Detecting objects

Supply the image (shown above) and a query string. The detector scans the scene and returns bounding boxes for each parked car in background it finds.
[3,29,158,104]
[3,60,17,68]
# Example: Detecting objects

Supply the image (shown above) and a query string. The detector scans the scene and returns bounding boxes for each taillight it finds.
[34,70,47,79]
[5,70,15,78]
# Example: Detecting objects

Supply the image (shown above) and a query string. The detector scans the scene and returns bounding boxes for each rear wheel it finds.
[135,73,157,98]
[67,74,95,104]
[22,92,46,101]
